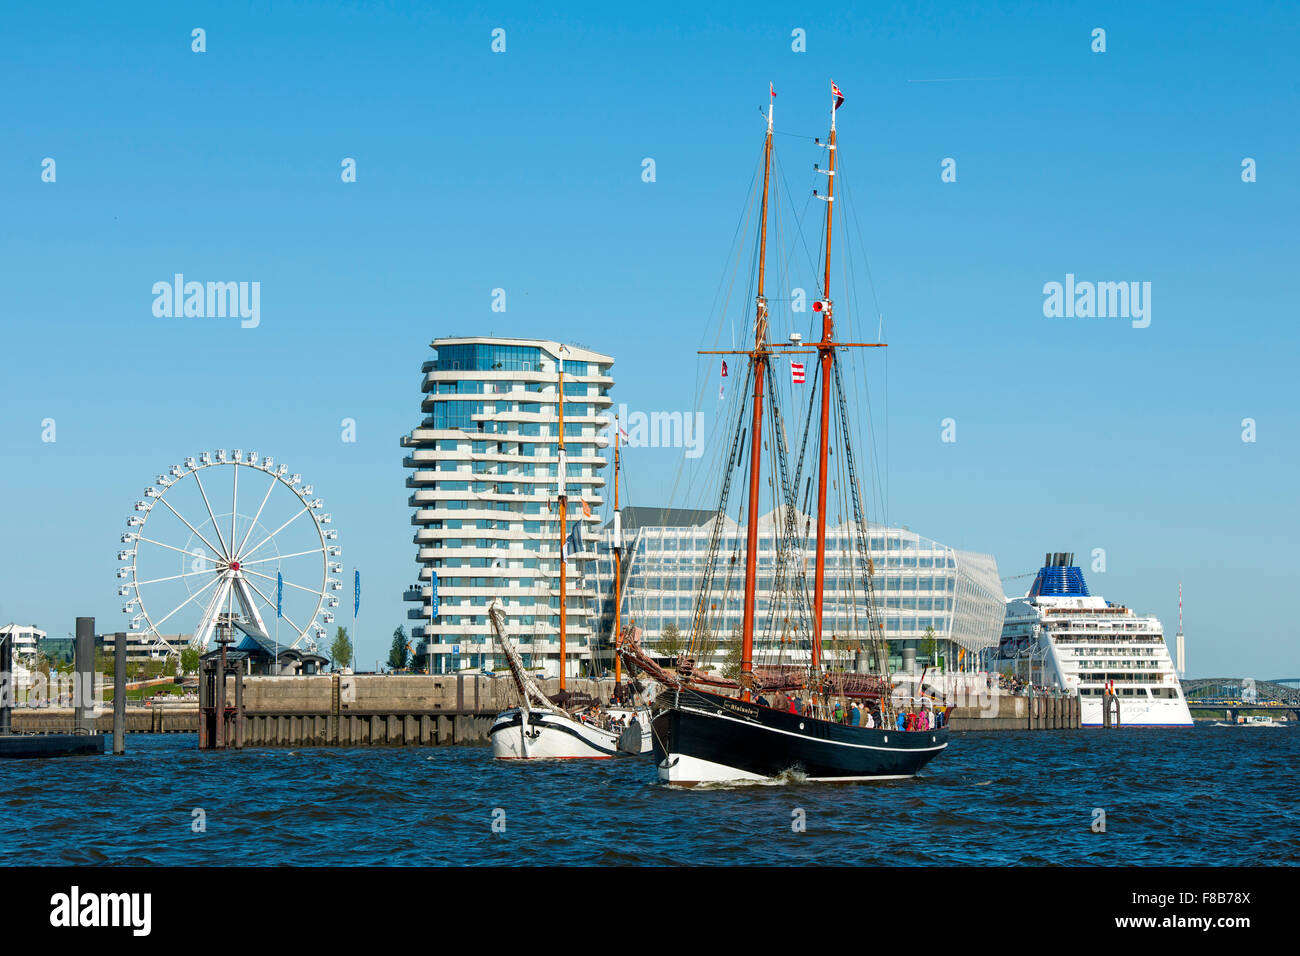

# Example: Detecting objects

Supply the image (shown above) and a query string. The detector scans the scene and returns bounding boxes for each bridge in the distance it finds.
[1181,678,1300,721]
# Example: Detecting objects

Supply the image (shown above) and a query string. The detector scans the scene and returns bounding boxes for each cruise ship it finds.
[993,553,1193,728]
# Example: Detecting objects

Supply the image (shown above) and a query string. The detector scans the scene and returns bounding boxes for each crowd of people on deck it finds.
[755,690,947,731]
[993,673,1059,698]
[576,702,638,733]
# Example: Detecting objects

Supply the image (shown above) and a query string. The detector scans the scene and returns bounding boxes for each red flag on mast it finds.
[831,81,844,110]
[721,359,728,377]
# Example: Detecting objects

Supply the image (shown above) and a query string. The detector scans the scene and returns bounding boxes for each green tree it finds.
[921,625,938,665]
[180,646,200,675]
[330,626,353,670]
[658,622,684,660]
[722,630,743,681]
[388,626,410,670]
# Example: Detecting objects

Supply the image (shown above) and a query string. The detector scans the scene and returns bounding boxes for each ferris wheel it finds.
[117,450,341,655]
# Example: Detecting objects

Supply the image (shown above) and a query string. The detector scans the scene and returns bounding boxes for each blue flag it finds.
[354,569,361,616]
[430,571,440,620]
[276,571,283,619]
[561,521,584,564]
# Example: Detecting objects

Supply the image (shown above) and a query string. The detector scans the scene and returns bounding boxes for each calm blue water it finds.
[1,725,1295,866]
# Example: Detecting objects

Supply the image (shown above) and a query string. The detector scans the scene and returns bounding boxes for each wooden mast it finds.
[557,359,567,692]
[613,425,622,684]
[739,88,776,702]
[812,84,839,672]
[808,83,890,685]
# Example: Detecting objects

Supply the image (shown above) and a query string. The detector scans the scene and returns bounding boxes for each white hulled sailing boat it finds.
[619,83,949,784]
[489,363,653,759]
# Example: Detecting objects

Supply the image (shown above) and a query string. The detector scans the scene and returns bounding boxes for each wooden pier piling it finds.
[113,630,126,754]
[0,632,12,737]
[74,617,95,735]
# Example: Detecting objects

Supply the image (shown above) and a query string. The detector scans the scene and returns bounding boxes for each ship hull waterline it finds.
[652,688,948,785]
[490,707,652,760]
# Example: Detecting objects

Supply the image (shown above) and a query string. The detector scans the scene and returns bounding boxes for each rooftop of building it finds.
[427,336,613,365]
[605,505,971,546]
[615,506,719,530]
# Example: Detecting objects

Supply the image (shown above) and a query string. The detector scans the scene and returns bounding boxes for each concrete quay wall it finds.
[201,673,614,748]
[231,673,607,717]
[947,692,1080,731]
[12,706,197,734]
[11,677,1081,746]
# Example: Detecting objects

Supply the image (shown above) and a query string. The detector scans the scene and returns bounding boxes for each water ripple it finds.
[0,724,1294,866]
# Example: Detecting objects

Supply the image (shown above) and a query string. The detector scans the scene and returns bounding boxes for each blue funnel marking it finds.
[1028,565,1090,598]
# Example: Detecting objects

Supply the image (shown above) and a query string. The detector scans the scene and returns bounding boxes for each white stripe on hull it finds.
[657,752,918,786]
[490,708,652,759]
[658,753,767,784]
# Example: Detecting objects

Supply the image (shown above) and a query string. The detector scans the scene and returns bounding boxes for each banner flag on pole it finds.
[562,521,585,565]
[276,571,283,619]
[354,570,361,616]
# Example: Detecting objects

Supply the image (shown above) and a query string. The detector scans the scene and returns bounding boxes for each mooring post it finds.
[74,617,95,735]
[234,668,244,749]
[198,658,209,748]
[0,633,12,737]
[1102,691,1121,729]
[113,631,126,754]
[215,636,228,750]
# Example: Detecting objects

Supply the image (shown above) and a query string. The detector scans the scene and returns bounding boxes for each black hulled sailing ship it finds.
[619,83,949,784]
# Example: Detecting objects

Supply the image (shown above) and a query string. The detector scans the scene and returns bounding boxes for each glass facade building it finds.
[587,507,1004,673]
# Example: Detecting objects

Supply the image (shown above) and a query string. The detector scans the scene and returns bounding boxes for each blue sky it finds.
[1,1,1295,677]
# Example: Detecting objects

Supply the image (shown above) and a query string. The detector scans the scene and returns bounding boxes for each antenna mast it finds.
[1175,581,1185,676]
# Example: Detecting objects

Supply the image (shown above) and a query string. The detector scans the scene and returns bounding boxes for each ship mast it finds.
[811,85,839,672]
[807,82,887,682]
[557,359,567,692]
[738,89,776,702]
[613,425,622,684]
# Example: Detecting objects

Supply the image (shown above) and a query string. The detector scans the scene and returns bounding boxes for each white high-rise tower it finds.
[400,337,613,676]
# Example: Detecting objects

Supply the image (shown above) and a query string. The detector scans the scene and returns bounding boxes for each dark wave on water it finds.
[2,724,1295,866]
